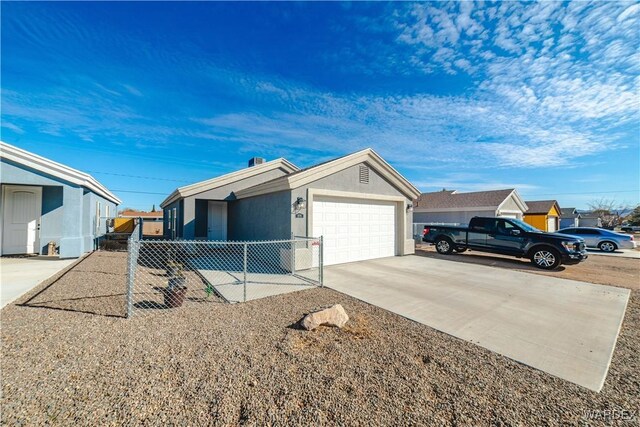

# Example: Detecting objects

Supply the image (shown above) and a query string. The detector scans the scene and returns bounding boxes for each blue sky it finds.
[2,1,639,211]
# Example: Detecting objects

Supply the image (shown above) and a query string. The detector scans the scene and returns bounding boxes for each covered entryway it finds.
[312,196,396,265]
[1,185,42,255]
[207,201,227,240]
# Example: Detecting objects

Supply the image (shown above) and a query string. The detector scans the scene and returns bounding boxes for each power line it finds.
[111,189,169,195]
[521,189,639,197]
[85,170,192,183]
[112,188,639,198]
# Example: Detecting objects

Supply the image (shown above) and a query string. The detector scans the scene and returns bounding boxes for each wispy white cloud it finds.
[2,1,637,175]
[412,172,540,193]
[0,121,24,135]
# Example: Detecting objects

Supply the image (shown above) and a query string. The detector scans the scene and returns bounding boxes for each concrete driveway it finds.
[324,255,630,392]
[1,257,77,308]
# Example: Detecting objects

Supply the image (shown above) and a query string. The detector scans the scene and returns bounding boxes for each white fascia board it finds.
[497,189,528,213]
[235,148,421,200]
[0,141,121,204]
[160,158,299,208]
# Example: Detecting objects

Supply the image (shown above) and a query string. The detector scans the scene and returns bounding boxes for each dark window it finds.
[495,219,516,235]
[470,218,494,232]
[574,229,599,235]
[359,165,370,184]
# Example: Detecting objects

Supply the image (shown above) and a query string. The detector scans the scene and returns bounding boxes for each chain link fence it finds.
[126,224,323,316]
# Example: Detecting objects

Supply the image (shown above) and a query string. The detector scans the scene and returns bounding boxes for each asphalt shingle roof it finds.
[524,200,560,215]
[414,189,515,209]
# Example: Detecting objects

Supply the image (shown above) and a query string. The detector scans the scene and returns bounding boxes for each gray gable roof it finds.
[414,189,516,210]
[235,148,421,200]
[560,207,579,217]
[524,200,560,215]
[160,158,299,208]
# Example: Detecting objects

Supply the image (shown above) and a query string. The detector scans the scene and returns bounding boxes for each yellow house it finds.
[523,200,561,232]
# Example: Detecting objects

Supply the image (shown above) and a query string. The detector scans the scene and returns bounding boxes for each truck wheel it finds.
[435,237,454,254]
[598,241,617,252]
[454,247,467,253]
[530,248,561,270]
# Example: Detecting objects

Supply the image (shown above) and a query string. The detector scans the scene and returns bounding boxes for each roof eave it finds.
[159,158,299,208]
[0,141,121,205]
[235,148,420,200]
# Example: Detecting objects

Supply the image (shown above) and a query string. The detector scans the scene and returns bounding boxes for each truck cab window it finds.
[496,220,516,236]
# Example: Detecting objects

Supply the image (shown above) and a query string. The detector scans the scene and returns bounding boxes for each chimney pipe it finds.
[248,157,265,167]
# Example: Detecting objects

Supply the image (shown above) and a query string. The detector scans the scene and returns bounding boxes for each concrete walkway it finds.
[1,257,76,308]
[197,269,317,303]
[324,256,630,392]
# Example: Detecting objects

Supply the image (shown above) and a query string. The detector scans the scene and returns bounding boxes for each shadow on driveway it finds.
[414,245,567,273]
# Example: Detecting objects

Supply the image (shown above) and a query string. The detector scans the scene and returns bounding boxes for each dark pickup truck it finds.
[422,217,588,270]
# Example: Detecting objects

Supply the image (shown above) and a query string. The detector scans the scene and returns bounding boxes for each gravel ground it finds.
[416,244,640,291]
[2,251,638,425]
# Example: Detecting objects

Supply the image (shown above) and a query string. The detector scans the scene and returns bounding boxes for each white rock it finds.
[301,304,349,330]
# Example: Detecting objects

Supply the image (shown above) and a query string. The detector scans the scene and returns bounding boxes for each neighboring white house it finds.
[560,207,580,228]
[413,189,528,225]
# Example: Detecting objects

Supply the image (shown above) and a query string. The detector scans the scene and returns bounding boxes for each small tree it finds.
[624,205,640,225]
[587,198,629,229]
[151,204,157,212]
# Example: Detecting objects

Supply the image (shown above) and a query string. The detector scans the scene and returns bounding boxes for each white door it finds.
[2,185,42,255]
[547,217,557,232]
[312,197,396,266]
[207,201,227,240]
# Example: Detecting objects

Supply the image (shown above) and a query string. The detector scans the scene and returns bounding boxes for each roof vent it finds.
[248,157,265,167]
[359,165,370,184]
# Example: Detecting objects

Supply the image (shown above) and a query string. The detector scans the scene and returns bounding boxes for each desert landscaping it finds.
[1,251,638,425]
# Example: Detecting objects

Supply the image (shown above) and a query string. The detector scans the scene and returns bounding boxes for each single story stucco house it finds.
[413,188,528,225]
[523,200,561,232]
[560,207,581,228]
[577,213,603,228]
[0,141,121,258]
[161,148,420,266]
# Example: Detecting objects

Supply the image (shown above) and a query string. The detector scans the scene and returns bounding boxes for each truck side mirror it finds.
[511,229,521,236]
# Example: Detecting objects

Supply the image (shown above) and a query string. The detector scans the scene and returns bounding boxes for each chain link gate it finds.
[126,225,323,317]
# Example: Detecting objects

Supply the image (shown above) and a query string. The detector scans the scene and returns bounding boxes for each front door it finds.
[2,185,42,255]
[207,201,227,241]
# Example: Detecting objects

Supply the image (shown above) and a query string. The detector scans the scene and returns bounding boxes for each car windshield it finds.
[508,219,540,232]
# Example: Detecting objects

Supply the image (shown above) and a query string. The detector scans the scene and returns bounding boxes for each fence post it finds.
[243,243,248,303]
[126,238,135,318]
[291,239,296,276]
[319,235,324,287]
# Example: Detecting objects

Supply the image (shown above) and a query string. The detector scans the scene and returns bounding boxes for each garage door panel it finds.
[313,197,396,266]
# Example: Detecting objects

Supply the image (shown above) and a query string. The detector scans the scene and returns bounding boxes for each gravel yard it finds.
[2,251,638,425]
[416,244,640,291]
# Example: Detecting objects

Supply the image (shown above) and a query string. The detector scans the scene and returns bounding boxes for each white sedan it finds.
[558,227,636,252]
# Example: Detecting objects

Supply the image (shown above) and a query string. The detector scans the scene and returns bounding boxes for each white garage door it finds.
[547,217,557,232]
[312,197,396,266]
